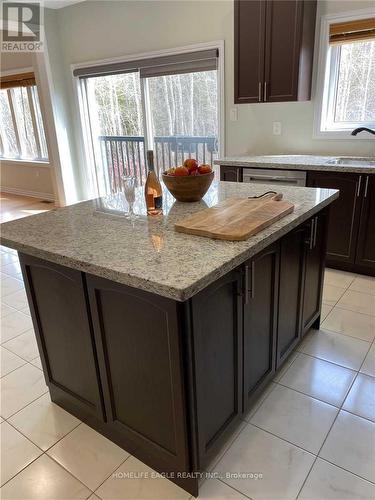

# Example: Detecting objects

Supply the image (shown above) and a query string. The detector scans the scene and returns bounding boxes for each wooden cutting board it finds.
[174,194,294,241]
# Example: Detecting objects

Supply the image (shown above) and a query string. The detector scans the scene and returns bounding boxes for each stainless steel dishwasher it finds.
[243,168,306,186]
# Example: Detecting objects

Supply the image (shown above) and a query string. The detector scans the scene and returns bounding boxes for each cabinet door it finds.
[19,254,105,421]
[243,244,279,410]
[190,271,243,469]
[86,275,189,473]
[277,226,306,366]
[234,0,266,103]
[306,171,362,266]
[302,213,327,333]
[220,165,242,182]
[356,175,375,272]
[264,0,303,101]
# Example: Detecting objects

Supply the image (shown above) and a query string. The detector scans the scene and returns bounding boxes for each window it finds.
[317,15,375,136]
[75,47,220,195]
[0,73,48,161]
[147,70,218,143]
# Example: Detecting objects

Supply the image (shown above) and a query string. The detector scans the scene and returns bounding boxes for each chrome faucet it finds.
[351,127,375,136]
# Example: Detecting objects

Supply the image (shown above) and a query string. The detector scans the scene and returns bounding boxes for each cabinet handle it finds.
[244,262,255,303]
[357,176,362,197]
[313,216,318,248]
[250,261,255,299]
[364,176,369,197]
[309,218,314,250]
[258,82,262,102]
[264,82,267,101]
[244,265,249,304]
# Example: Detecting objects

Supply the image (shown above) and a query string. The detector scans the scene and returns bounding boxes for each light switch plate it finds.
[273,121,282,135]
[230,108,238,121]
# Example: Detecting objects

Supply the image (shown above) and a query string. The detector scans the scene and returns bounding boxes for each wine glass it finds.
[122,175,137,219]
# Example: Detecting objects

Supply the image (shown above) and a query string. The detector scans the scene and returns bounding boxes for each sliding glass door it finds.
[146,71,218,172]
[82,72,145,194]
[77,49,219,196]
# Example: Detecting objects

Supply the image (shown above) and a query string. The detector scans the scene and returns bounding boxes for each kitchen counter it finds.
[215,154,375,174]
[217,157,375,277]
[0,181,338,301]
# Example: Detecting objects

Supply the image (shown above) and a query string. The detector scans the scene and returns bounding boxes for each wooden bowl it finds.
[162,172,214,202]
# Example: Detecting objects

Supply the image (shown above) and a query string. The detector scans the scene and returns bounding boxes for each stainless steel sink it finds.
[326,157,375,167]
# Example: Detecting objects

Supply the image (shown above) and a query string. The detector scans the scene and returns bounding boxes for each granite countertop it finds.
[0,182,338,301]
[215,155,375,174]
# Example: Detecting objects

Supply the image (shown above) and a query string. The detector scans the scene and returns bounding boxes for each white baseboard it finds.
[0,186,55,201]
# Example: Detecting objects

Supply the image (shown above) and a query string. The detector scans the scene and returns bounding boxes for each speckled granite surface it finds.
[215,155,375,173]
[1,182,338,301]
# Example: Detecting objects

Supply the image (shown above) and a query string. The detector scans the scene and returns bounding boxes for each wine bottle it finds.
[145,150,163,216]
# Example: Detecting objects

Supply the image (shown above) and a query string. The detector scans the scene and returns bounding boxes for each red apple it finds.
[198,164,212,174]
[174,166,189,176]
[184,158,198,173]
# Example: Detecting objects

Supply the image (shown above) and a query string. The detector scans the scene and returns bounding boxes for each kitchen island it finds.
[1,181,338,496]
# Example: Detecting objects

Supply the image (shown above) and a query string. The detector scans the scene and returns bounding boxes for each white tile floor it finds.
[1,247,375,499]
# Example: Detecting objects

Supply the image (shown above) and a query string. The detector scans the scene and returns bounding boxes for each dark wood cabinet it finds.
[243,244,279,409]
[306,171,361,266]
[86,276,190,475]
[19,255,105,422]
[220,165,242,182]
[302,213,327,333]
[189,270,243,469]
[234,0,317,103]
[264,0,302,102]
[277,225,306,366]
[234,0,266,103]
[307,172,375,275]
[356,175,375,272]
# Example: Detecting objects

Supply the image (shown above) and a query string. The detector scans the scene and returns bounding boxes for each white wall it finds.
[0,162,55,199]
[0,52,33,71]
[47,0,374,196]
[0,48,56,199]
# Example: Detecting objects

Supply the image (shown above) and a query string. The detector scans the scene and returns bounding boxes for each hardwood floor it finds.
[0,193,55,223]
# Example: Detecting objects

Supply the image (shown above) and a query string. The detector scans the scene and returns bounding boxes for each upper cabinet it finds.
[234,0,317,103]
[234,0,266,103]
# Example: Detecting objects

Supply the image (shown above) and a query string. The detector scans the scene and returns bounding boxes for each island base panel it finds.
[19,255,105,422]
[19,253,198,497]
[86,276,191,473]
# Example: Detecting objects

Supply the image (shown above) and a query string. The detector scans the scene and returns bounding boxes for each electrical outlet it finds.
[273,122,282,135]
[230,108,238,122]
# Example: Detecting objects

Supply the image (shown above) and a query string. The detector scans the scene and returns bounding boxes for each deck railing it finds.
[99,135,218,193]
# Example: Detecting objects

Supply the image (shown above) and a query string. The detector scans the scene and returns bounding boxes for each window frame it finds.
[72,41,224,198]
[313,8,375,140]
[0,75,49,162]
